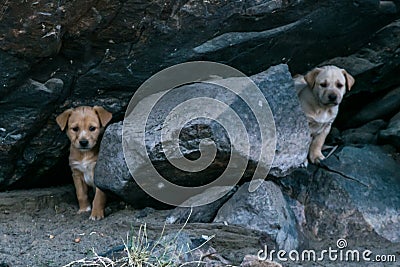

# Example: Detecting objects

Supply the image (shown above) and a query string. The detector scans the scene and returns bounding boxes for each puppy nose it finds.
[79,140,89,147]
[328,94,337,102]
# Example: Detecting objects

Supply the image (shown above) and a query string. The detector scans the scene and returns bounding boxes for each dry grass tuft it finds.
[63,209,214,267]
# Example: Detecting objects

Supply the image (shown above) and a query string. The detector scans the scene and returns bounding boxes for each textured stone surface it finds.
[0,51,30,96]
[189,0,398,74]
[379,111,400,149]
[0,78,65,189]
[341,119,386,145]
[251,65,310,176]
[94,122,164,209]
[343,86,400,128]
[214,181,300,251]
[166,186,238,224]
[95,64,310,207]
[288,146,400,243]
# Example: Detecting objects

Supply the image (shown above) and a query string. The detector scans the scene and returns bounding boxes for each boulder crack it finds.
[319,162,371,188]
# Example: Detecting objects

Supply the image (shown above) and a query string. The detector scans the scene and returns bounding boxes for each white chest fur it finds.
[307,107,337,136]
[313,110,334,124]
[70,159,97,187]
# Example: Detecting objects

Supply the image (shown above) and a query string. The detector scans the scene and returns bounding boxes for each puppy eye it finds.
[72,127,79,132]
[89,126,96,132]
[337,83,344,88]
[320,82,328,88]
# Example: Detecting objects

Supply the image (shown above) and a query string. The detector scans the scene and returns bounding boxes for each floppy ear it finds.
[304,68,322,88]
[56,109,73,131]
[93,106,112,127]
[342,69,355,91]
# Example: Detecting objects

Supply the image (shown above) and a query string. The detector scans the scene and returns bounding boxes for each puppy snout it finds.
[328,93,337,102]
[79,140,89,147]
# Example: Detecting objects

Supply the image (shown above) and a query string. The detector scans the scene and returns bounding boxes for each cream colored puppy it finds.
[295,65,355,164]
[56,106,112,220]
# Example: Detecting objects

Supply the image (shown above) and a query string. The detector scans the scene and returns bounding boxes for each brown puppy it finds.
[56,106,112,220]
[294,65,355,164]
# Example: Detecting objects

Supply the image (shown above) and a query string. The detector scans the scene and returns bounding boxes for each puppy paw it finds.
[300,159,308,168]
[77,206,91,214]
[309,151,325,164]
[89,209,104,221]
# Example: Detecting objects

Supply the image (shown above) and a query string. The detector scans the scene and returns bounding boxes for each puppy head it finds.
[304,65,355,107]
[56,106,112,151]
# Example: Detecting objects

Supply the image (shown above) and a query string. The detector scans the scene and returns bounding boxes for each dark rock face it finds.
[379,111,400,149]
[344,86,400,128]
[341,120,386,145]
[0,51,29,96]
[1,0,399,188]
[190,0,398,74]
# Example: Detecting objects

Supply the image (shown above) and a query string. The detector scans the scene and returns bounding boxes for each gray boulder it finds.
[305,146,400,243]
[214,181,300,251]
[95,64,310,207]
[94,122,165,208]
[379,111,400,149]
[252,65,311,176]
[341,119,386,145]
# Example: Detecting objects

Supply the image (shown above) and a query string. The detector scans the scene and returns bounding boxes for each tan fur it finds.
[295,66,354,164]
[56,106,112,220]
